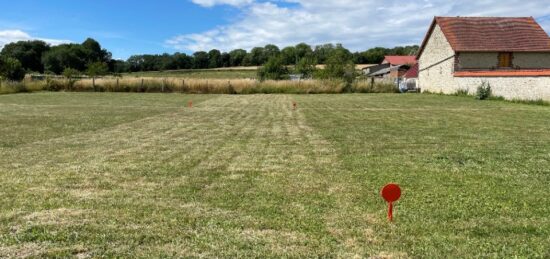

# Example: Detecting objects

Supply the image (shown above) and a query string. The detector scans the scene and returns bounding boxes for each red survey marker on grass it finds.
[188,100,193,108]
[381,183,401,222]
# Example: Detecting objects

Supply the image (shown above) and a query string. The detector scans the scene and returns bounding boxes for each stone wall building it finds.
[417,17,550,101]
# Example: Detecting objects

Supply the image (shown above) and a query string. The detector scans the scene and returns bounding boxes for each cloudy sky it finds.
[1,0,549,59]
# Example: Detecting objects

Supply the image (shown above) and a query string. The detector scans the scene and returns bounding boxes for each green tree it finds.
[318,47,356,89]
[62,67,81,90]
[86,62,109,91]
[172,53,193,69]
[280,46,296,65]
[264,44,280,59]
[229,49,247,66]
[257,56,289,81]
[82,38,111,63]
[0,57,26,81]
[353,45,419,64]
[42,38,112,74]
[63,67,80,78]
[208,49,222,68]
[112,60,129,73]
[193,51,209,69]
[313,43,335,64]
[295,43,313,61]
[242,54,253,66]
[87,62,109,77]
[220,52,231,67]
[0,40,50,73]
[42,44,87,74]
[295,56,317,79]
[249,47,266,66]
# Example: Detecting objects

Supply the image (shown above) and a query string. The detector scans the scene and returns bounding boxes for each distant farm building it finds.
[382,56,417,66]
[362,63,390,76]
[364,55,417,79]
[400,63,419,92]
[417,16,550,101]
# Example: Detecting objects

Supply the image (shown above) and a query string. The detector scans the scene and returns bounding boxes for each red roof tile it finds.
[454,69,550,77]
[383,56,417,66]
[403,63,419,78]
[418,17,550,58]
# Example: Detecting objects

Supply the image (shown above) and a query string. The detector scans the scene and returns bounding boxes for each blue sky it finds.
[0,0,242,59]
[1,0,549,59]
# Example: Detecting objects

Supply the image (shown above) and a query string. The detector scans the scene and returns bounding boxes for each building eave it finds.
[454,69,550,77]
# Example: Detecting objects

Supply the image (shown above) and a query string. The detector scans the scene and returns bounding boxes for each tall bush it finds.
[0,57,26,81]
[476,81,492,100]
[257,56,289,81]
[63,68,81,90]
[295,56,317,79]
[316,48,356,92]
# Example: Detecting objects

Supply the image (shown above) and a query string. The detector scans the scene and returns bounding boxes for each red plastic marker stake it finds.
[188,100,193,108]
[293,102,297,110]
[381,183,401,222]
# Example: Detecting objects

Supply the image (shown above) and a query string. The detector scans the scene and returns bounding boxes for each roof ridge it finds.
[417,16,550,59]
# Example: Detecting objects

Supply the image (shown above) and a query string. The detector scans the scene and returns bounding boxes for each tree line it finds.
[0,37,418,81]
[123,43,418,72]
[0,38,111,81]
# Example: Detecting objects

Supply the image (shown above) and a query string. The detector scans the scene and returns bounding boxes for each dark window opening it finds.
[498,52,512,68]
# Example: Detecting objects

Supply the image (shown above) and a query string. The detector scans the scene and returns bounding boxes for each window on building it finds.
[498,52,512,68]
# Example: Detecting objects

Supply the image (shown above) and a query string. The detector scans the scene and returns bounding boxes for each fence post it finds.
[116,78,119,89]
[140,78,144,92]
[162,78,165,93]
[182,79,185,93]
[92,77,96,91]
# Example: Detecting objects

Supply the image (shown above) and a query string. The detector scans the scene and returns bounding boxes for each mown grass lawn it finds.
[0,92,549,257]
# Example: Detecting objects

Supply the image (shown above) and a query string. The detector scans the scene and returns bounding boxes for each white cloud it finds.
[191,0,254,7]
[0,29,71,49]
[169,0,550,52]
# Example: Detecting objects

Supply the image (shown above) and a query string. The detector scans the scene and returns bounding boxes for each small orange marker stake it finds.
[381,183,401,222]
[292,102,297,110]
[188,100,193,108]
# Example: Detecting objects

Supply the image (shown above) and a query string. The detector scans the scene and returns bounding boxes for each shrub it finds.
[63,68,81,90]
[0,57,26,81]
[257,56,289,81]
[316,48,356,92]
[45,76,64,91]
[295,56,317,79]
[86,62,109,78]
[476,82,491,100]
[0,80,27,94]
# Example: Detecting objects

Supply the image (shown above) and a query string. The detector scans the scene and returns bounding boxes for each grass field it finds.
[0,93,549,257]
[123,69,258,79]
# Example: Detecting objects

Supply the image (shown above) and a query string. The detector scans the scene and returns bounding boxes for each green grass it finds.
[0,93,549,257]
[123,69,257,79]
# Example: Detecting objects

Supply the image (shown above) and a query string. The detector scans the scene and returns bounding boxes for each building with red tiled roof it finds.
[417,16,550,101]
[382,56,417,66]
[403,63,419,79]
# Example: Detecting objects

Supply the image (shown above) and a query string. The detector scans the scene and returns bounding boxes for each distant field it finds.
[122,64,375,79]
[123,69,258,79]
[0,93,549,257]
